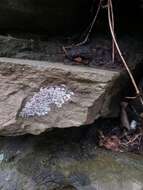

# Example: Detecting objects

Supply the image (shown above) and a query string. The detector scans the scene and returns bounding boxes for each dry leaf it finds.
[100,135,120,151]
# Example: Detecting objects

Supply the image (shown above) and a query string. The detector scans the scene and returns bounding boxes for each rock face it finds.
[0,129,142,190]
[0,57,121,135]
[0,0,92,34]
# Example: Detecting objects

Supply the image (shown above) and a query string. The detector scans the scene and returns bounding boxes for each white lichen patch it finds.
[20,85,74,118]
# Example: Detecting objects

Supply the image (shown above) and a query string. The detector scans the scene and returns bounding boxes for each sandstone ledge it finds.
[0,58,120,135]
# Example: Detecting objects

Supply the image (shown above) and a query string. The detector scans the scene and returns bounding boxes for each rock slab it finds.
[0,57,120,135]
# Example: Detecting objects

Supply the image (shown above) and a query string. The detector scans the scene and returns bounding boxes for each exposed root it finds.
[108,0,115,63]
[63,0,143,107]
[73,0,102,47]
[64,0,102,49]
[107,0,143,106]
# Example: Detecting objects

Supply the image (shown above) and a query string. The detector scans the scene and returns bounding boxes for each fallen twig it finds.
[120,133,142,148]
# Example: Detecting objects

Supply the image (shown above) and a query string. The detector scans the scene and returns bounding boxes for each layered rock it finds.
[0,57,121,135]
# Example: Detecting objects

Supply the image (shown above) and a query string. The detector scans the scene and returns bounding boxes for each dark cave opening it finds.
[0,0,142,37]
[89,0,143,36]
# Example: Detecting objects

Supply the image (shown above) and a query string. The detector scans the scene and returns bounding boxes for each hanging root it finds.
[107,0,143,106]
[63,0,143,107]
[63,0,102,49]
[108,0,115,63]
[73,0,102,47]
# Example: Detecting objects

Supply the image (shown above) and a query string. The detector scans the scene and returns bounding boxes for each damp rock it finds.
[0,57,124,135]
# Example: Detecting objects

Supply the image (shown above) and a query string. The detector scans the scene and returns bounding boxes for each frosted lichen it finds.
[20,85,74,118]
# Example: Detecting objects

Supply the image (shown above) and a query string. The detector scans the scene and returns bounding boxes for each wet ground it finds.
[0,120,142,190]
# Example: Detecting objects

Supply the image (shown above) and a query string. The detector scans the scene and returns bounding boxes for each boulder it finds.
[0,57,121,136]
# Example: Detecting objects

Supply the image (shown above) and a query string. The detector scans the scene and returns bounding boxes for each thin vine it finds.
[107,0,143,105]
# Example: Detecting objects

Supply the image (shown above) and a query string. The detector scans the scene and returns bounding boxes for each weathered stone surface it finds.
[0,57,121,135]
[0,129,142,190]
[0,0,92,34]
